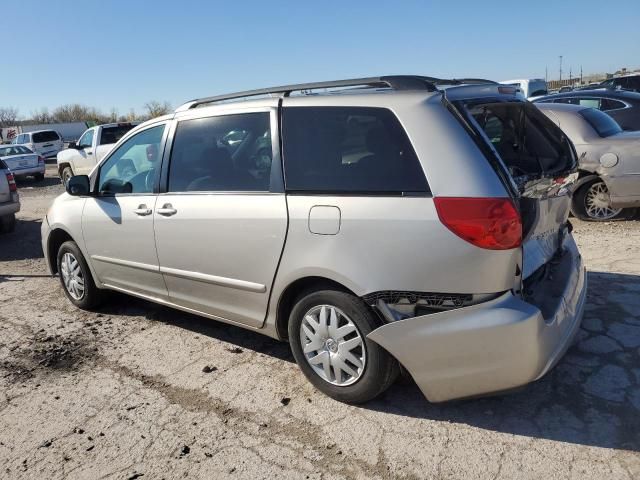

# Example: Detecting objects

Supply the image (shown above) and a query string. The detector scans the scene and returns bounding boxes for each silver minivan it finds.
[42,76,586,403]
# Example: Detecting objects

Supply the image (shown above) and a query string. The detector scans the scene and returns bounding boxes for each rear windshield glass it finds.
[100,125,136,145]
[282,106,428,194]
[32,131,60,143]
[462,101,575,178]
[0,146,33,156]
[579,108,622,138]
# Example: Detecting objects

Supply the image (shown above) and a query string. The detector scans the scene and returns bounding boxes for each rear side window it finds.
[100,125,135,145]
[600,98,627,111]
[168,112,273,192]
[32,131,60,143]
[579,108,622,138]
[282,107,428,194]
[464,101,575,178]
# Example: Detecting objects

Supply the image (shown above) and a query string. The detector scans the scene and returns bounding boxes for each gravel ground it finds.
[1,165,639,479]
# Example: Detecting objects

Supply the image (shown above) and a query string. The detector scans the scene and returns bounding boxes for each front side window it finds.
[98,125,165,194]
[168,112,272,192]
[282,107,428,194]
[78,130,94,149]
[576,98,600,109]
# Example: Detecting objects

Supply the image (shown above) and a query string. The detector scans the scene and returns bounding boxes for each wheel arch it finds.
[46,227,75,274]
[58,162,73,178]
[275,276,357,341]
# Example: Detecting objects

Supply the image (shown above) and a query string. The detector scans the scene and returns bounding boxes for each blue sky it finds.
[2,0,639,117]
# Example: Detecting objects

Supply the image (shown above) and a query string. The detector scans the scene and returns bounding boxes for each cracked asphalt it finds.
[1,165,639,479]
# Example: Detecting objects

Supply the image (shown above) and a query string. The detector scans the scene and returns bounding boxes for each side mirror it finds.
[68,141,78,149]
[66,175,90,196]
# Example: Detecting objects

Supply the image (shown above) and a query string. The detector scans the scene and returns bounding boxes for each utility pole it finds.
[569,66,572,83]
[545,66,548,82]
[580,65,583,84]
[559,55,563,82]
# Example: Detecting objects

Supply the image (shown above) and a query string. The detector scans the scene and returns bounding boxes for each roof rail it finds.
[175,75,497,111]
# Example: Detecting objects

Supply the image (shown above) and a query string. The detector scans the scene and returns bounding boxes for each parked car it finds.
[0,159,19,233]
[12,129,64,158]
[0,145,46,181]
[599,73,640,93]
[536,103,639,221]
[42,76,585,404]
[532,89,640,131]
[56,123,138,183]
[499,78,548,98]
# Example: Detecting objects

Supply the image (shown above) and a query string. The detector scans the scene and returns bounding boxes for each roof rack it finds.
[175,75,498,111]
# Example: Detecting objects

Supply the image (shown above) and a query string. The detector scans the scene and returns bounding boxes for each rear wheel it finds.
[572,178,633,221]
[60,166,73,185]
[0,213,15,233]
[56,240,103,309]
[288,289,399,404]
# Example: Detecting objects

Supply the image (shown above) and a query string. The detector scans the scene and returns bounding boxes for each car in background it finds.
[499,78,547,98]
[56,123,138,183]
[599,73,640,93]
[536,103,640,221]
[532,89,640,131]
[0,145,45,181]
[0,159,19,233]
[12,129,64,158]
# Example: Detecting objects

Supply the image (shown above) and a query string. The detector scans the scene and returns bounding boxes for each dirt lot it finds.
[1,165,639,479]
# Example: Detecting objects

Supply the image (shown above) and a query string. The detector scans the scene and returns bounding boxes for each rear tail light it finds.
[38,155,46,164]
[434,197,522,250]
[6,173,17,192]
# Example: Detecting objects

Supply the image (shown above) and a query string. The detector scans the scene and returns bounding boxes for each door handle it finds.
[133,205,152,216]
[87,151,93,155]
[157,203,177,216]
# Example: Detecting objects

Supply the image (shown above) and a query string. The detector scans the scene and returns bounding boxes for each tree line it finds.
[0,101,172,127]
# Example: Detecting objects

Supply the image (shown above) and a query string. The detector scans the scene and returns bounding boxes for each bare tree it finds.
[109,107,119,123]
[0,107,19,127]
[143,100,172,119]
[30,108,52,124]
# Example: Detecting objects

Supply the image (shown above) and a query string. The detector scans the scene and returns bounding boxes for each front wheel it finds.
[57,240,103,309]
[60,166,73,185]
[572,178,634,221]
[288,290,399,404]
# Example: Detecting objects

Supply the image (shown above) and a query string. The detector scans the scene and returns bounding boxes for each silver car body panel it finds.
[537,103,640,208]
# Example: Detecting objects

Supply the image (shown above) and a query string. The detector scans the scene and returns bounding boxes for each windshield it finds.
[462,100,575,179]
[0,145,34,156]
[579,108,622,137]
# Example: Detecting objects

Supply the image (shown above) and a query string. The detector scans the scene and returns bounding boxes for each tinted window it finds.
[168,113,272,192]
[282,107,428,194]
[100,125,135,145]
[625,76,640,91]
[32,131,60,143]
[98,125,165,194]
[600,98,627,111]
[553,97,579,105]
[78,130,94,149]
[0,146,32,156]
[579,108,622,138]
[465,101,575,177]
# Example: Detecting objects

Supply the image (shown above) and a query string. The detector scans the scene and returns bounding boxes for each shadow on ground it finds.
[0,218,44,262]
[15,176,61,189]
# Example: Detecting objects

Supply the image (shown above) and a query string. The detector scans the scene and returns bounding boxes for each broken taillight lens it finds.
[6,173,17,192]
[434,197,522,250]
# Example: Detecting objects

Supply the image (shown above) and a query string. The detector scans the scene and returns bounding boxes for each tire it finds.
[34,173,45,181]
[56,240,103,310]
[288,289,399,404]
[60,166,73,185]
[0,213,16,233]
[571,178,635,221]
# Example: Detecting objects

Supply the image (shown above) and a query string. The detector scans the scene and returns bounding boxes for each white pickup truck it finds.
[56,123,138,183]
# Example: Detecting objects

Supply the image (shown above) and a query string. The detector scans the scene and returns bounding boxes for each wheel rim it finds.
[584,181,622,220]
[299,305,366,386]
[63,170,72,185]
[60,252,85,300]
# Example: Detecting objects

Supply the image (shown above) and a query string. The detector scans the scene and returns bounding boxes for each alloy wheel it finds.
[299,305,366,386]
[60,252,85,300]
[584,181,622,220]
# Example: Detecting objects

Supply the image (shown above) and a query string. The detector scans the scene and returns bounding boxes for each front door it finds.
[153,108,287,327]
[82,123,168,299]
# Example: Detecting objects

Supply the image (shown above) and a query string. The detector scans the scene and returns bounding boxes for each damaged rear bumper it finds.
[367,235,586,403]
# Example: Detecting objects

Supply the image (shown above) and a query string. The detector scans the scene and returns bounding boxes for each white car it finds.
[0,145,46,181]
[56,123,138,183]
[0,158,19,233]
[500,78,548,99]
[13,130,64,158]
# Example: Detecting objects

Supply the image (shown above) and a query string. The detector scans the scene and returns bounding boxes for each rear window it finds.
[579,108,622,138]
[0,146,33,156]
[463,101,575,178]
[100,125,136,145]
[282,107,428,194]
[32,131,60,143]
